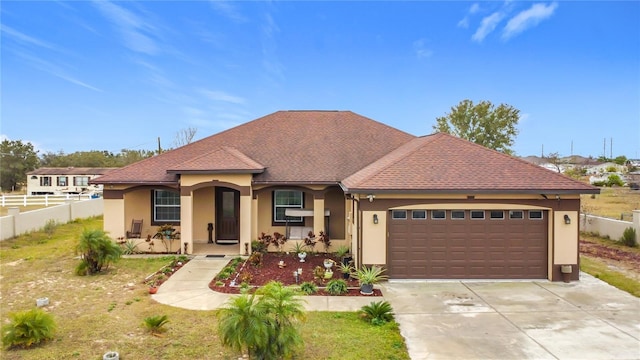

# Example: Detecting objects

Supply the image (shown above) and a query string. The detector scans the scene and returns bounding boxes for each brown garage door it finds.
[388,209,548,279]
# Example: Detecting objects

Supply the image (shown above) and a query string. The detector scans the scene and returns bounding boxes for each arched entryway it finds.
[215,187,240,244]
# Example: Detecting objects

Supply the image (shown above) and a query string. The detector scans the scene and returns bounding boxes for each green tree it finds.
[433,99,520,154]
[40,148,154,168]
[0,139,39,192]
[75,229,122,275]
[218,281,305,359]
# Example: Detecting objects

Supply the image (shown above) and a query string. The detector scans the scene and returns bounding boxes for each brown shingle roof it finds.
[167,147,264,174]
[28,167,117,176]
[94,111,415,185]
[342,133,600,194]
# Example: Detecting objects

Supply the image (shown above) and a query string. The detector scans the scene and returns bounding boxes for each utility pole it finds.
[610,137,613,158]
[157,137,162,154]
[603,138,606,158]
[541,144,544,158]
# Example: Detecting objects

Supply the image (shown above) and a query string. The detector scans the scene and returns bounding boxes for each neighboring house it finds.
[93,111,599,282]
[585,162,625,175]
[27,167,116,195]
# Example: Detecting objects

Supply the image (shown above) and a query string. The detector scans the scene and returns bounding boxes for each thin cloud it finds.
[472,11,505,42]
[261,12,285,84]
[199,89,246,104]
[209,0,247,23]
[1,25,58,51]
[12,50,102,92]
[458,3,481,28]
[92,0,159,55]
[413,39,433,59]
[502,2,558,40]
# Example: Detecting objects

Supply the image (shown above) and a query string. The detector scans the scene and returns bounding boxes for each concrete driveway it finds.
[380,274,640,360]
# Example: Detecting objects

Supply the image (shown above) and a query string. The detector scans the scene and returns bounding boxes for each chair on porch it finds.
[126,219,143,238]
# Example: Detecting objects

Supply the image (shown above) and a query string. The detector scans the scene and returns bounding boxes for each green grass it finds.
[0,217,409,359]
[580,256,640,297]
[581,187,640,220]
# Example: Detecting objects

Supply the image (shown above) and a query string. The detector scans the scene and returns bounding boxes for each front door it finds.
[215,187,240,242]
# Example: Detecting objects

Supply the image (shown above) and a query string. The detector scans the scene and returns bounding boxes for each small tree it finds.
[433,99,520,154]
[75,229,122,275]
[606,174,624,187]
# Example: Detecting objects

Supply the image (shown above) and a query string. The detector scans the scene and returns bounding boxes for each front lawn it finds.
[0,217,408,359]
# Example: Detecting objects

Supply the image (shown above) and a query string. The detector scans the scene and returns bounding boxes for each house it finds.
[27,167,116,195]
[93,111,599,281]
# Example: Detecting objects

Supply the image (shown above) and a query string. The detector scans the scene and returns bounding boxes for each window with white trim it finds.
[451,210,465,219]
[153,190,180,223]
[431,210,446,219]
[490,210,504,219]
[412,210,426,219]
[392,210,407,219]
[273,190,304,223]
[529,210,543,220]
[40,176,52,186]
[471,210,485,219]
[57,176,67,186]
[74,176,89,186]
[509,210,524,219]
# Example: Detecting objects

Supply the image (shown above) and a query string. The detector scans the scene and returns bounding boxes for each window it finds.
[392,210,407,220]
[273,190,304,223]
[509,210,524,219]
[74,176,89,186]
[57,176,67,186]
[40,176,52,186]
[153,190,180,223]
[490,210,504,219]
[431,210,446,219]
[529,210,543,220]
[412,210,426,219]
[451,210,465,219]
[471,210,485,219]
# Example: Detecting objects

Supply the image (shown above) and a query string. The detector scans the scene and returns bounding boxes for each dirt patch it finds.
[580,238,640,280]
[209,252,382,296]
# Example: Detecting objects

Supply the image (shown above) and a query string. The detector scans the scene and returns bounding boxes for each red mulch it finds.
[580,239,640,273]
[208,252,382,296]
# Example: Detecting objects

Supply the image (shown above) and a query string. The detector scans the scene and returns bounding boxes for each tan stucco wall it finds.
[180,174,252,187]
[124,190,155,238]
[104,198,125,239]
[362,210,386,264]
[192,187,214,242]
[553,210,579,264]
[239,195,253,252]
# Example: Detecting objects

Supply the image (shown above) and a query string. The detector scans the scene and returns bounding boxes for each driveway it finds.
[380,274,640,360]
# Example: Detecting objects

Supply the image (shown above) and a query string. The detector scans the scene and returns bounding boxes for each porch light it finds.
[564,214,571,224]
[367,194,375,202]
[373,214,379,224]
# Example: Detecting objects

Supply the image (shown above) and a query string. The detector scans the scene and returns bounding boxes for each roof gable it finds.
[167,147,264,174]
[94,111,415,185]
[342,133,599,194]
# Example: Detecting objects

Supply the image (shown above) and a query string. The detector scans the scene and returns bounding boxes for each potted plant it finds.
[335,245,350,263]
[323,258,335,270]
[353,265,388,295]
[292,242,307,262]
[339,261,354,280]
[324,269,334,279]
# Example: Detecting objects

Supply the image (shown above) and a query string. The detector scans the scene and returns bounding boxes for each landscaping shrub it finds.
[325,279,348,295]
[359,301,395,326]
[75,229,122,275]
[299,282,317,295]
[606,174,624,187]
[43,219,58,237]
[143,315,170,336]
[2,308,57,349]
[620,227,637,248]
[218,281,305,359]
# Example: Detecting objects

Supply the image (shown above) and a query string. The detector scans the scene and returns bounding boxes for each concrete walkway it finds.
[152,255,375,311]
[154,256,640,360]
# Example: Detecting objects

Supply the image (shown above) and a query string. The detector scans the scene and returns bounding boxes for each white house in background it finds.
[26,167,116,195]
[585,162,625,175]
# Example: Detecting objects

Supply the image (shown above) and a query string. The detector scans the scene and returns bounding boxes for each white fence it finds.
[1,194,95,207]
[581,210,640,241]
[0,199,104,241]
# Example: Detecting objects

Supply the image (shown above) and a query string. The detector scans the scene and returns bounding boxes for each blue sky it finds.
[2,1,639,158]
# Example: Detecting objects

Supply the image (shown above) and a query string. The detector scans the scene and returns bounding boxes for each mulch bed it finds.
[580,239,640,273]
[208,252,382,296]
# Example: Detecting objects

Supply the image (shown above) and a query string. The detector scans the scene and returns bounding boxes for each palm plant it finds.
[75,229,122,275]
[143,315,170,336]
[359,300,395,325]
[218,281,306,359]
[2,308,57,349]
[326,279,348,295]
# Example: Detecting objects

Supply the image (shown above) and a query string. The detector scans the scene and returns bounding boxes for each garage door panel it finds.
[389,209,547,279]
